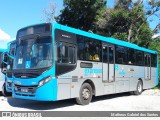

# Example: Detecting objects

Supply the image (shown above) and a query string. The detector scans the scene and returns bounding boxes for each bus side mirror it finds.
[1,62,7,75]
[1,52,8,74]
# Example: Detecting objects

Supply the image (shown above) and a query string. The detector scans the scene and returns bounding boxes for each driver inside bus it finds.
[92,46,100,61]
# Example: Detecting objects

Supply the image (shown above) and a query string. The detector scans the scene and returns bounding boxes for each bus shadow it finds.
[7,92,131,110]
[7,98,76,110]
[92,92,131,103]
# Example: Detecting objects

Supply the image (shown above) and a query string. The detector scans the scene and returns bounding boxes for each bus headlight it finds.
[38,76,52,87]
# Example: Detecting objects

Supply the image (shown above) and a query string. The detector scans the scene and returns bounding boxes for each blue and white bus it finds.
[2,40,16,96]
[0,48,7,94]
[12,23,158,105]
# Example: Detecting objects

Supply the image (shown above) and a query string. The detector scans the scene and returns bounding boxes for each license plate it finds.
[21,88,28,92]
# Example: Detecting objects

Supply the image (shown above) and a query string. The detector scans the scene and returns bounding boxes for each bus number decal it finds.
[119,67,126,75]
[84,68,102,76]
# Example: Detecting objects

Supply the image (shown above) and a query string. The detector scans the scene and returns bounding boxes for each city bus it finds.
[0,48,7,94]
[12,23,158,105]
[2,40,16,96]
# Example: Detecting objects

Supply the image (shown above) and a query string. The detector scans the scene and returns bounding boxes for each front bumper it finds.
[12,79,57,101]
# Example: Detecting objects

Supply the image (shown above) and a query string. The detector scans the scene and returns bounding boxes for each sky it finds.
[0,0,159,49]
[0,0,63,49]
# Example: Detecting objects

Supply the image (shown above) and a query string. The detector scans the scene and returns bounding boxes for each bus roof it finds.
[7,40,16,50]
[7,40,16,45]
[53,23,157,54]
[16,22,157,54]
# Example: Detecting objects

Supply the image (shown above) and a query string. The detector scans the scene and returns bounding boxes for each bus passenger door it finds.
[102,44,115,82]
[144,53,151,80]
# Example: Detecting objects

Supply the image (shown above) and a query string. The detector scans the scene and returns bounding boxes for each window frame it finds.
[56,42,77,65]
[135,50,144,66]
[151,53,157,67]
[115,45,128,65]
[127,48,136,65]
[55,42,77,76]
[77,34,102,62]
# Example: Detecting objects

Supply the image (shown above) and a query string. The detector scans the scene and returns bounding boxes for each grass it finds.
[153,83,160,90]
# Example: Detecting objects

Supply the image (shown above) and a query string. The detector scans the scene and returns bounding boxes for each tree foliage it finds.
[145,0,160,34]
[52,0,160,48]
[95,0,155,47]
[56,0,107,31]
[150,37,160,53]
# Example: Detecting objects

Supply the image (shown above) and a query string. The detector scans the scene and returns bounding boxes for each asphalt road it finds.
[0,91,160,111]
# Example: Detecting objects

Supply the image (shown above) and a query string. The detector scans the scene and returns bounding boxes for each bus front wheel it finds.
[2,83,12,97]
[76,83,93,105]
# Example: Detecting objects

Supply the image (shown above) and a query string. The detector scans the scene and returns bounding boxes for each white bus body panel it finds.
[57,60,157,100]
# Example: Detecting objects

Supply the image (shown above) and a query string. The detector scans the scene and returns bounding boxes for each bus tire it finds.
[2,83,12,97]
[76,83,92,105]
[133,80,143,95]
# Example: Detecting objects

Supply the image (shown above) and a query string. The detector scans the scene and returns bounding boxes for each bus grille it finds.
[14,73,39,78]
[14,84,37,93]
[15,93,35,97]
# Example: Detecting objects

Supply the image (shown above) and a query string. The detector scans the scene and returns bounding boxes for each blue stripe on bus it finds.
[19,22,157,54]
[52,23,157,54]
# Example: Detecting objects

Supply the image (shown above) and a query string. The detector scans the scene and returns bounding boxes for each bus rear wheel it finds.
[76,83,93,105]
[133,80,143,95]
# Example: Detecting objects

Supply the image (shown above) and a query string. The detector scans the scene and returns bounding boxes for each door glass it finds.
[109,46,114,64]
[148,55,151,67]
[145,54,148,66]
[103,46,108,63]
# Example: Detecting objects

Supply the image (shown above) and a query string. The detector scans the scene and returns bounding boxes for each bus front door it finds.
[144,53,151,80]
[102,44,115,83]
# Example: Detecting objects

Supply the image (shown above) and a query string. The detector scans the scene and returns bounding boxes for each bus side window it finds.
[136,51,144,66]
[151,54,157,67]
[115,45,127,64]
[68,46,75,64]
[127,48,136,65]
[56,43,76,76]
[57,43,76,64]
[77,35,101,62]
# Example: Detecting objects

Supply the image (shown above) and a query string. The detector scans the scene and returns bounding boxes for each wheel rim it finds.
[82,88,90,100]
[138,83,142,93]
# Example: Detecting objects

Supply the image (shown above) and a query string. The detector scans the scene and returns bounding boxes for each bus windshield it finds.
[13,36,53,69]
[7,41,16,71]
[9,41,16,57]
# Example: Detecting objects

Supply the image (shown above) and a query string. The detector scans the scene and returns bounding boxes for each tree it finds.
[114,0,160,40]
[95,0,158,47]
[42,2,56,23]
[43,0,160,48]
[144,0,160,34]
[56,0,107,31]
[150,37,160,53]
